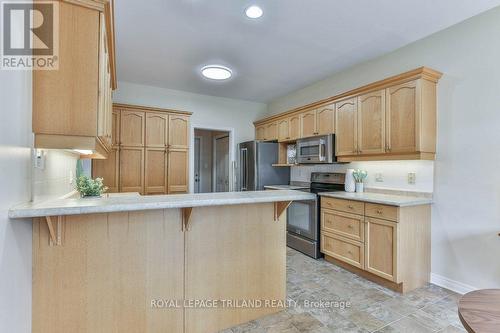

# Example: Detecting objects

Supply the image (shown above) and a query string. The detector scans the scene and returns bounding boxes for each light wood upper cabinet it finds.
[92,148,119,193]
[289,115,301,140]
[265,122,278,141]
[358,90,386,155]
[168,148,189,194]
[255,125,266,140]
[120,111,145,146]
[386,81,418,153]
[169,115,189,149]
[335,98,358,156]
[119,147,145,194]
[146,113,168,148]
[145,147,167,194]
[253,68,441,162]
[301,110,317,138]
[32,1,116,157]
[365,217,397,282]
[317,104,335,135]
[277,118,290,141]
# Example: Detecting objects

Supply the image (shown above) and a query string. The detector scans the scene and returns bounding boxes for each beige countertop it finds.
[319,191,433,207]
[9,190,315,218]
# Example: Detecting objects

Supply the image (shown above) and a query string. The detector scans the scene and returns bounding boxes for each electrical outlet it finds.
[375,173,383,182]
[408,172,416,185]
[33,149,45,170]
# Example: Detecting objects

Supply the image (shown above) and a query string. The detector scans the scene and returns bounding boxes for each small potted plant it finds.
[76,175,108,198]
[352,169,367,193]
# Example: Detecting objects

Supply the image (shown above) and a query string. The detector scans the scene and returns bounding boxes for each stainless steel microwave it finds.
[296,134,336,164]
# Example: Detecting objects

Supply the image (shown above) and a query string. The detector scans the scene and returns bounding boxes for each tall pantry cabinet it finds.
[93,104,191,194]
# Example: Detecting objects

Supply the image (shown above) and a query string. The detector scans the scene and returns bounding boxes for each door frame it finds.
[212,134,230,192]
[190,125,235,193]
[194,136,202,193]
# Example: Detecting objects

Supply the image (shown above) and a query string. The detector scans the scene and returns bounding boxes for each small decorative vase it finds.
[345,169,355,192]
[355,183,364,193]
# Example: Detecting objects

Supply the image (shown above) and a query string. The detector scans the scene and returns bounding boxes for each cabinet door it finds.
[365,217,397,282]
[277,118,290,141]
[168,148,189,194]
[289,115,301,140]
[92,148,119,193]
[255,125,266,140]
[265,122,278,141]
[145,147,167,194]
[386,81,418,153]
[120,111,145,146]
[317,104,335,135]
[335,98,358,156]
[358,90,385,155]
[111,109,120,147]
[145,112,168,148]
[301,110,317,138]
[119,147,144,194]
[169,115,189,149]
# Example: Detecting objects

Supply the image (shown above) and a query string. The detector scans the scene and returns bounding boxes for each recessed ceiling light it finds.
[201,65,232,80]
[245,5,263,19]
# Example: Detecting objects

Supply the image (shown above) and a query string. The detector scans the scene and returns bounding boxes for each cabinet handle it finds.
[376,210,383,214]
[347,250,353,255]
[348,225,353,229]
[348,205,354,209]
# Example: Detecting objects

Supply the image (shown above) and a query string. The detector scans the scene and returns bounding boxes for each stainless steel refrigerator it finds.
[238,141,290,191]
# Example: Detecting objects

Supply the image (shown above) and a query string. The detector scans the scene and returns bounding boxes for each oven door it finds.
[286,198,317,241]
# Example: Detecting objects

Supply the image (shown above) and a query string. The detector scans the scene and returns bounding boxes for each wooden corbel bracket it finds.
[274,201,292,221]
[45,216,64,246]
[182,207,193,231]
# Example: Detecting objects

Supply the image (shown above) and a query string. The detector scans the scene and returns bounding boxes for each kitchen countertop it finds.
[264,185,310,190]
[9,190,315,218]
[318,191,433,207]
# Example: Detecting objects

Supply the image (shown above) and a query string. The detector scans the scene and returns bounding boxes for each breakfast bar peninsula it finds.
[9,190,314,333]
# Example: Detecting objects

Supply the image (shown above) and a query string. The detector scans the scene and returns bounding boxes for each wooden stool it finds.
[458,289,500,332]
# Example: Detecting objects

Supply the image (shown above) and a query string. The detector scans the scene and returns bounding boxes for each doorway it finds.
[193,128,231,193]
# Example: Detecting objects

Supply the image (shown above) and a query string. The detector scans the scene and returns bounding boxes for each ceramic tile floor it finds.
[223,248,465,333]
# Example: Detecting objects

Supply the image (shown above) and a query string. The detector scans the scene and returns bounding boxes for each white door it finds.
[194,137,201,193]
[215,135,229,192]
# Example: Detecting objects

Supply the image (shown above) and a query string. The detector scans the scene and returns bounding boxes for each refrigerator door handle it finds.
[240,148,248,191]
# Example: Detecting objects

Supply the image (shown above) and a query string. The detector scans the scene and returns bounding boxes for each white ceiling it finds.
[115,0,500,102]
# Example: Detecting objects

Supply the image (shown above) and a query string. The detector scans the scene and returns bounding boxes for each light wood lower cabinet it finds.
[321,232,364,269]
[365,217,397,282]
[168,148,189,194]
[145,147,167,194]
[320,198,431,293]
[119,147,145,194]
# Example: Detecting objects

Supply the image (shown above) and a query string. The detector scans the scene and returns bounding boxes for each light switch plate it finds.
[375,173,383,182]
[408,172,416,185]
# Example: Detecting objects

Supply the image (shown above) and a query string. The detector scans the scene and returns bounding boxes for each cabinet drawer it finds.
[321,197,364,215]
[321,232,364,269]
[321,209,364,242]
[365,203,398,222]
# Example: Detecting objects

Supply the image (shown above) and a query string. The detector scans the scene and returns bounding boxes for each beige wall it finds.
[267,7,500,291]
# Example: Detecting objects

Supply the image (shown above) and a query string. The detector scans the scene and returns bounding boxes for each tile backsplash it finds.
[291,160,434,193]
[32,149,79,202]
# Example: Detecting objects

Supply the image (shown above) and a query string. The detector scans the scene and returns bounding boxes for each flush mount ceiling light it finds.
[201,65,232,80]
[245,5,263,19]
